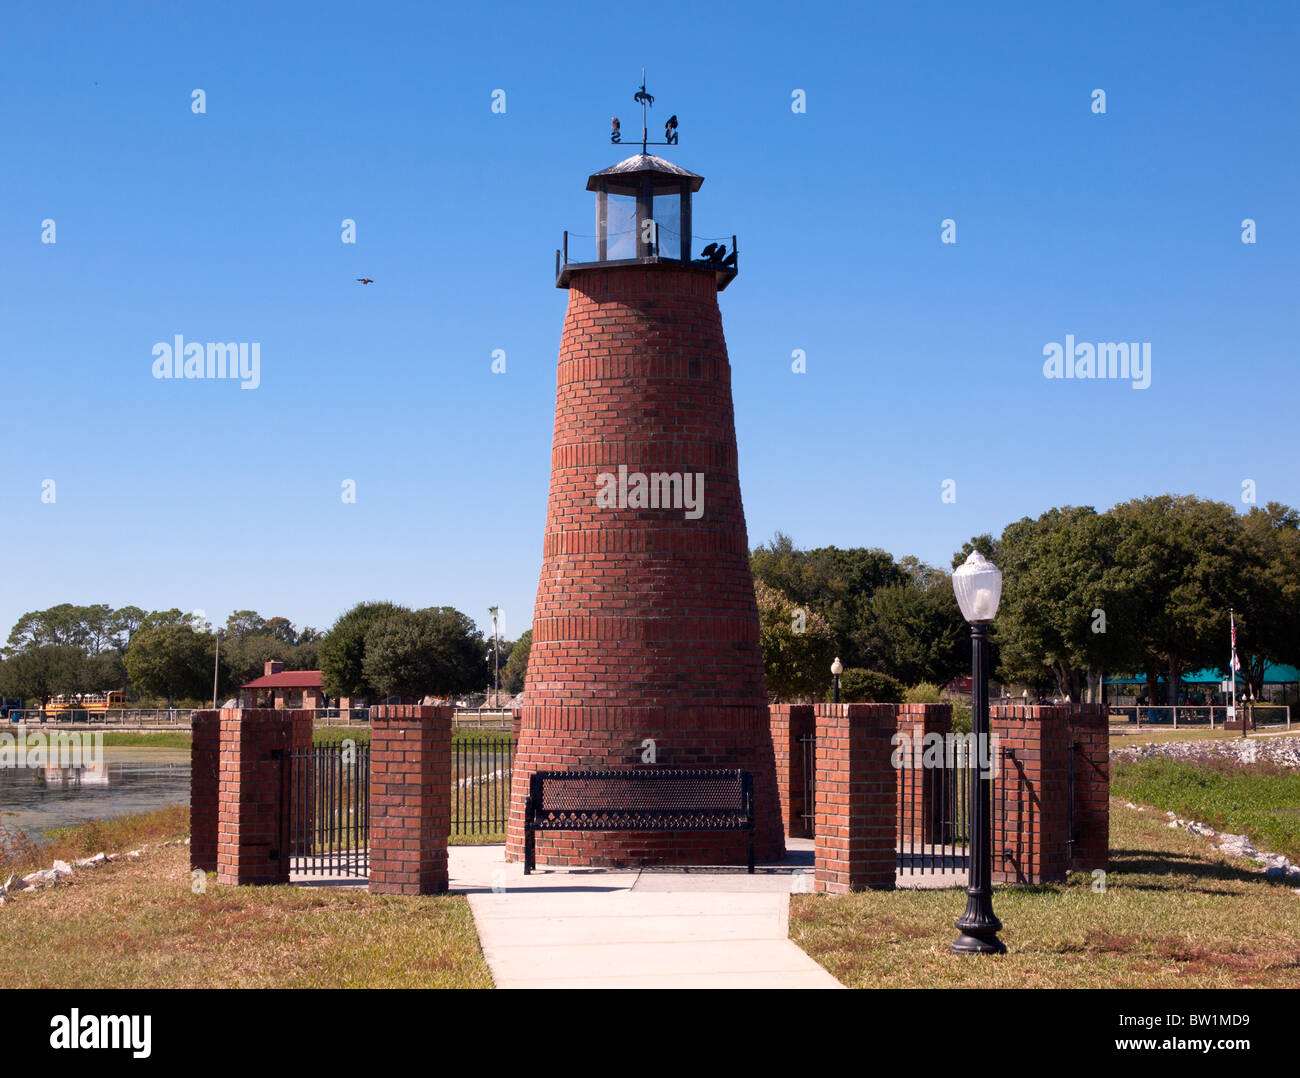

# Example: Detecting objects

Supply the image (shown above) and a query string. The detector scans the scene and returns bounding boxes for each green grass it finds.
[1110,726,1292,747]
[1112,755,1300,862]
[312,726,514,748]
[313,726,369,746]
[791,800,1300,988]
[97,731,192,749]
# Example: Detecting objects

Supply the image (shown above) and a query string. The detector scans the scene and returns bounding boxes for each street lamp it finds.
[951,551,1006,956]
[488,606,500,705]
[831,657,843,704]
[212,629,223,710]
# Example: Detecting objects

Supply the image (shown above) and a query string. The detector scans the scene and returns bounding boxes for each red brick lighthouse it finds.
[505,90,783,868]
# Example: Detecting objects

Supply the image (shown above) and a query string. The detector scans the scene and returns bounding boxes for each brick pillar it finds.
[1068,703,1109,872]
[990,705,1071,885]
[813,703,896,893]
[190,709,219,872]
[215,708,293,886]
[369,705,453,895]
[769,704,815,838]
[895,703,952,845]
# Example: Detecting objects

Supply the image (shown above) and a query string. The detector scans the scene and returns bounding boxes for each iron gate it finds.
[798,732,816,837]
[290,742,370,877]
[896,738,971,874]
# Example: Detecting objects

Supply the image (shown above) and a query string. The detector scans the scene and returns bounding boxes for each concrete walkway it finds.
[452,840,843,989]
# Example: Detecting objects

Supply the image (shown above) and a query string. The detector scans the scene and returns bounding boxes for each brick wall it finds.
[215,708,294,886]
[369,705,453,895]
[506,263,782,868]
[1068,702,1109,872]
[812,703,896,892]
[190,709,219,872]
[990,705,1071,885]
[769,704,815,838]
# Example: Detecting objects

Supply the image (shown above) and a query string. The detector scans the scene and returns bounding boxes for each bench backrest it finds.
[530,768,752,816]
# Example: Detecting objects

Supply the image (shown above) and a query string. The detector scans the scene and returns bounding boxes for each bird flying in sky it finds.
[356,278,374,285]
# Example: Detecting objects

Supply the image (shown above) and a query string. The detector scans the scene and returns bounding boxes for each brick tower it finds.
[505,138,784,868]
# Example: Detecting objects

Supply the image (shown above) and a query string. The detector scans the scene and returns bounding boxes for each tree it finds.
[319,601,407,699]
[0,645,84,707]
[751,534,902,668]
[361,607,485,701]
[221,633,296,691]
[1235,503,1300,698]
[989,507,1138,701]
[293,635,322,673]
[6,603,122,656]
[754,580,838,701]
[112,606,147,647]
[225,610,268,639]
[139,608,189,631]
[1111,496,1247,706]
[266,617,297,645]
[420,607,487,698]
[501,630,532,695]
[83,649,127,694]
[860,559,966,686]
[125,624,212,707]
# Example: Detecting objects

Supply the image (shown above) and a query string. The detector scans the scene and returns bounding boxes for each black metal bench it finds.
[524,767,755,874]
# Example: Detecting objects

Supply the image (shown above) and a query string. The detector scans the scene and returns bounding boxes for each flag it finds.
[1230,611,1240,674]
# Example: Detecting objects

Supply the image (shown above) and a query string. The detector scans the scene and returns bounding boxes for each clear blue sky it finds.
[2,1,1296,643]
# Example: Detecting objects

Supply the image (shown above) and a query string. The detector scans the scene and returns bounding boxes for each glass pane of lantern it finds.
[653,190,681,257]
[606,194,636,259]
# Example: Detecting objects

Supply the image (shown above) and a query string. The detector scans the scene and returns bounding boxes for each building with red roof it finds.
[240,661,325,709]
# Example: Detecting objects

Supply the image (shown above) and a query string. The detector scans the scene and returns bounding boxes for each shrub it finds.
[839,668,905,704]
[904,681,973,732]
[950,700,973,734]
[904,682,943,704]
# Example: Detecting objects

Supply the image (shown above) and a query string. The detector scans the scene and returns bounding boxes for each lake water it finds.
[0,746,190,836]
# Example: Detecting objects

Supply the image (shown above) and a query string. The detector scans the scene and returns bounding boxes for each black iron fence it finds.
[897,742,971,875]
[452,735,514,839]
[291,743,369,877]
[798,732,816,836]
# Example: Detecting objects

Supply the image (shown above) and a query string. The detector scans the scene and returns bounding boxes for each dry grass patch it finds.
[0,843,492,989]
[0,805,190,878]
[790,800,1300,988]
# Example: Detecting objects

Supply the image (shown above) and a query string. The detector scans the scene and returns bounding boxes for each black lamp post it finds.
[831,657,843,704]
[951,551,1006,956]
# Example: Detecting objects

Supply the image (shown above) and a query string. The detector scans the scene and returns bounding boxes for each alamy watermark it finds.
[595,464,704,519]
[152,335,261,389]
[1042,336,1150,390]
[0,729,103,769]
[891,730,1001,779]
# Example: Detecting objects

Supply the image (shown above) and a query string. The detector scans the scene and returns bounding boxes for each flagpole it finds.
[1230,608,1240,738]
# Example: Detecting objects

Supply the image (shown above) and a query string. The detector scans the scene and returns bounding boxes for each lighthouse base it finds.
[505,702,785,868]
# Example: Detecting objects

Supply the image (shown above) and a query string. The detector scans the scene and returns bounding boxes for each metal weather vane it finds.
[610,69,678,154]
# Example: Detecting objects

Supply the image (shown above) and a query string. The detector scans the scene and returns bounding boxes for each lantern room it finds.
[556,152,738,291]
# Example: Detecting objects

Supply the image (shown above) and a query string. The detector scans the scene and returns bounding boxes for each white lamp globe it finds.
[831,657,843,676]
[952,551,1002,623]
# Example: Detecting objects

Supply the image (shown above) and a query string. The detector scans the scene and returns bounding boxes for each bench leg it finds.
[748,832,755,874]
[524,826,535,875]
